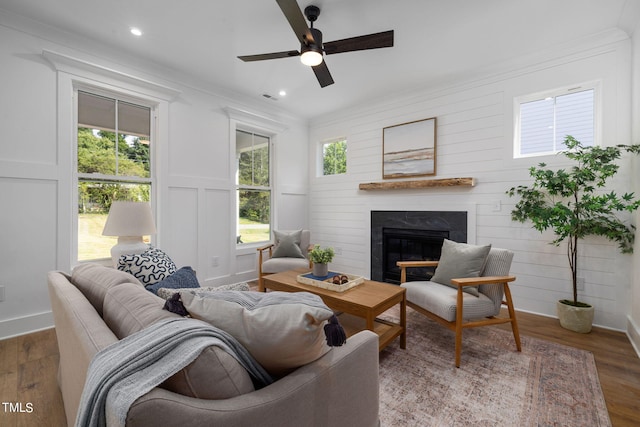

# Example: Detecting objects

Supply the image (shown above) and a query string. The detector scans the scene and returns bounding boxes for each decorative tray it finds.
[296,271,364,292]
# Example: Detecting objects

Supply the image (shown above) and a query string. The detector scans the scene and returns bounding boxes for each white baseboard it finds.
[0,311,54,340]
[627,315,640,359]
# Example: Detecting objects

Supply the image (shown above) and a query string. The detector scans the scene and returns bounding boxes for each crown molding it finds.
[42,49,181,101]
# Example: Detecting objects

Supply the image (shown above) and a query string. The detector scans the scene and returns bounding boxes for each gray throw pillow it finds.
[272,230,305,258]
[430,239,491,296]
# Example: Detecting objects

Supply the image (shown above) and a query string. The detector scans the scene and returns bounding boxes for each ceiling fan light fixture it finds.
[300,46,323,66]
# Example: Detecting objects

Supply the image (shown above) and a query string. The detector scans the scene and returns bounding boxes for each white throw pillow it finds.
[179,290,334,376]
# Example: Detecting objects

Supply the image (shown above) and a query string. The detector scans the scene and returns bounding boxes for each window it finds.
[236,129,271,245]
[322,138,347,175]
[515,83,597,157]
[76,90,153,261]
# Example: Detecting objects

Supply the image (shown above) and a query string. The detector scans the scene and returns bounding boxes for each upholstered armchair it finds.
[257,230,312,291]
[397,239,521,367]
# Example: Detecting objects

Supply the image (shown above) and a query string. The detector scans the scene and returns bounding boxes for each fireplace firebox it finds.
[371,211,467,284]
[382,228,448,284]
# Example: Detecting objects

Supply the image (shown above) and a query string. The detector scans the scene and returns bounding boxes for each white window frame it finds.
[44,50,178,268]
[513,81,601,158]
[318,137,347,177]
[235,127,273,247]
[225,107,285,258]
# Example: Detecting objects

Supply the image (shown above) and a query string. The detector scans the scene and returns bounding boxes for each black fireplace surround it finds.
[371,211,467,284]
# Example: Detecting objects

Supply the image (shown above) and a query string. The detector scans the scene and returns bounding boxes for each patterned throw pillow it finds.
[117,247,177,286]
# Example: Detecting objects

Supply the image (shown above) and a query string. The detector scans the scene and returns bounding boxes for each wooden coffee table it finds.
[263,269,406,351]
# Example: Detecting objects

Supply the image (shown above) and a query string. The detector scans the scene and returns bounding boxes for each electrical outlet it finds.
[576,277,585,291]
[0,285,4,302]
[334,247,343,255]
[211,256,219,267]
[492,200,502,212]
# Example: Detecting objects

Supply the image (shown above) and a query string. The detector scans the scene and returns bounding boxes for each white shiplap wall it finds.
[308,31,633,330]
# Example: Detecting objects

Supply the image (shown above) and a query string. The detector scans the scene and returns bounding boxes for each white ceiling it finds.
[1,0,638,120]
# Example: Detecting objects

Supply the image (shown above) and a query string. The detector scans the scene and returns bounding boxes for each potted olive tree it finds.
[507,136,640,333]
[309,245,335,277]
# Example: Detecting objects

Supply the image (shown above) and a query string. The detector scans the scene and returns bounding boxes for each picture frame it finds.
[382,117,437,179]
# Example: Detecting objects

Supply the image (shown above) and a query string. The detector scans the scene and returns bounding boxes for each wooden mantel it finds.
[359,177,475,191]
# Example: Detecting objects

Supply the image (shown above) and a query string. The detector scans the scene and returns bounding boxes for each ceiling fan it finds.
[237,0,394,88]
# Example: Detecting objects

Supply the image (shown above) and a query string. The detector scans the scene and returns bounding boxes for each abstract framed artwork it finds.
[382,117,437,179]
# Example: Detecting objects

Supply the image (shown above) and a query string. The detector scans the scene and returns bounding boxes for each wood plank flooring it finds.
[0,311,638,426]
[0,328,66,427]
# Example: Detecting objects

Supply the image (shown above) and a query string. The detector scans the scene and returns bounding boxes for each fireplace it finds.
[371,211,467,284]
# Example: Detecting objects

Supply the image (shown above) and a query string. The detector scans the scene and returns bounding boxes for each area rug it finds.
[377,308,610,427]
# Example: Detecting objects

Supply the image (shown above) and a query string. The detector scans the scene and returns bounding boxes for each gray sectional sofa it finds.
[47,263,380,427]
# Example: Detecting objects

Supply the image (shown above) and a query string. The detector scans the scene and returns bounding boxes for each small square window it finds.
[322,139,347,176]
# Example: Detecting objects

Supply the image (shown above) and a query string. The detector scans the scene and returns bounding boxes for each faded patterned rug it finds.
[377,308,610,427]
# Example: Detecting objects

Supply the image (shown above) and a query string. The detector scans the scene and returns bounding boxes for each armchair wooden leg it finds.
[455,288,464,368]
[504,283,521,352]
[258,276,265,292]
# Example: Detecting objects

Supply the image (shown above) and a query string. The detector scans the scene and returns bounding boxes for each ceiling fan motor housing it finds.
[304,27,323,50]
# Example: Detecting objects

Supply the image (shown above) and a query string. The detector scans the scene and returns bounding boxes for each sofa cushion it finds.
[180,290,334,377]
[117,248,177,285]
[102,282,254,399]
[145,266,200,295]
[71,263,142,316]
[430,239,491,296]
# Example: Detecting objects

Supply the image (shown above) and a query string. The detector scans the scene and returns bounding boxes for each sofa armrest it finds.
[126,330,380,427]
[48,271,119,427]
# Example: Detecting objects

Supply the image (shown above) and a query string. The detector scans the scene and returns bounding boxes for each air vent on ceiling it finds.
[262,93,278,101]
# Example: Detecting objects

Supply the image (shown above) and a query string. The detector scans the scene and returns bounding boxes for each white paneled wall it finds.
[309,32,633,330]
[0,20,309,338]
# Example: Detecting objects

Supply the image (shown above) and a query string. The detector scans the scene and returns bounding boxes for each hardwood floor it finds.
[0,328,66,427]
[0,311,638,427]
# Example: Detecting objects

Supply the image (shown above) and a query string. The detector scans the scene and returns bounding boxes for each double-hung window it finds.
[514,82,598,157]
[236,129,271,245]
[76,90,153,261]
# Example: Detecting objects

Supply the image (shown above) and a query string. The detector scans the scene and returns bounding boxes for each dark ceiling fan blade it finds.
[323,30,394,55]
[238,50,300,62]
[312,61,334,87]
[275,0,315,45]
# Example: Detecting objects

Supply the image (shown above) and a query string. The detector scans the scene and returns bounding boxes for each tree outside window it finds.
[322,139,347,175]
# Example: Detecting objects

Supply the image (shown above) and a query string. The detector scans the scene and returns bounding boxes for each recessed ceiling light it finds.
[279,90,287,97]
[130,27,143,36]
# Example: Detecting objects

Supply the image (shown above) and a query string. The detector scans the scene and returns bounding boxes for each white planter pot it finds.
[557,300,594,333]
[312,263,329,277]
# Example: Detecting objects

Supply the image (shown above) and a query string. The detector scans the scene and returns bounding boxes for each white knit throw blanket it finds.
[75,317,273,427]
